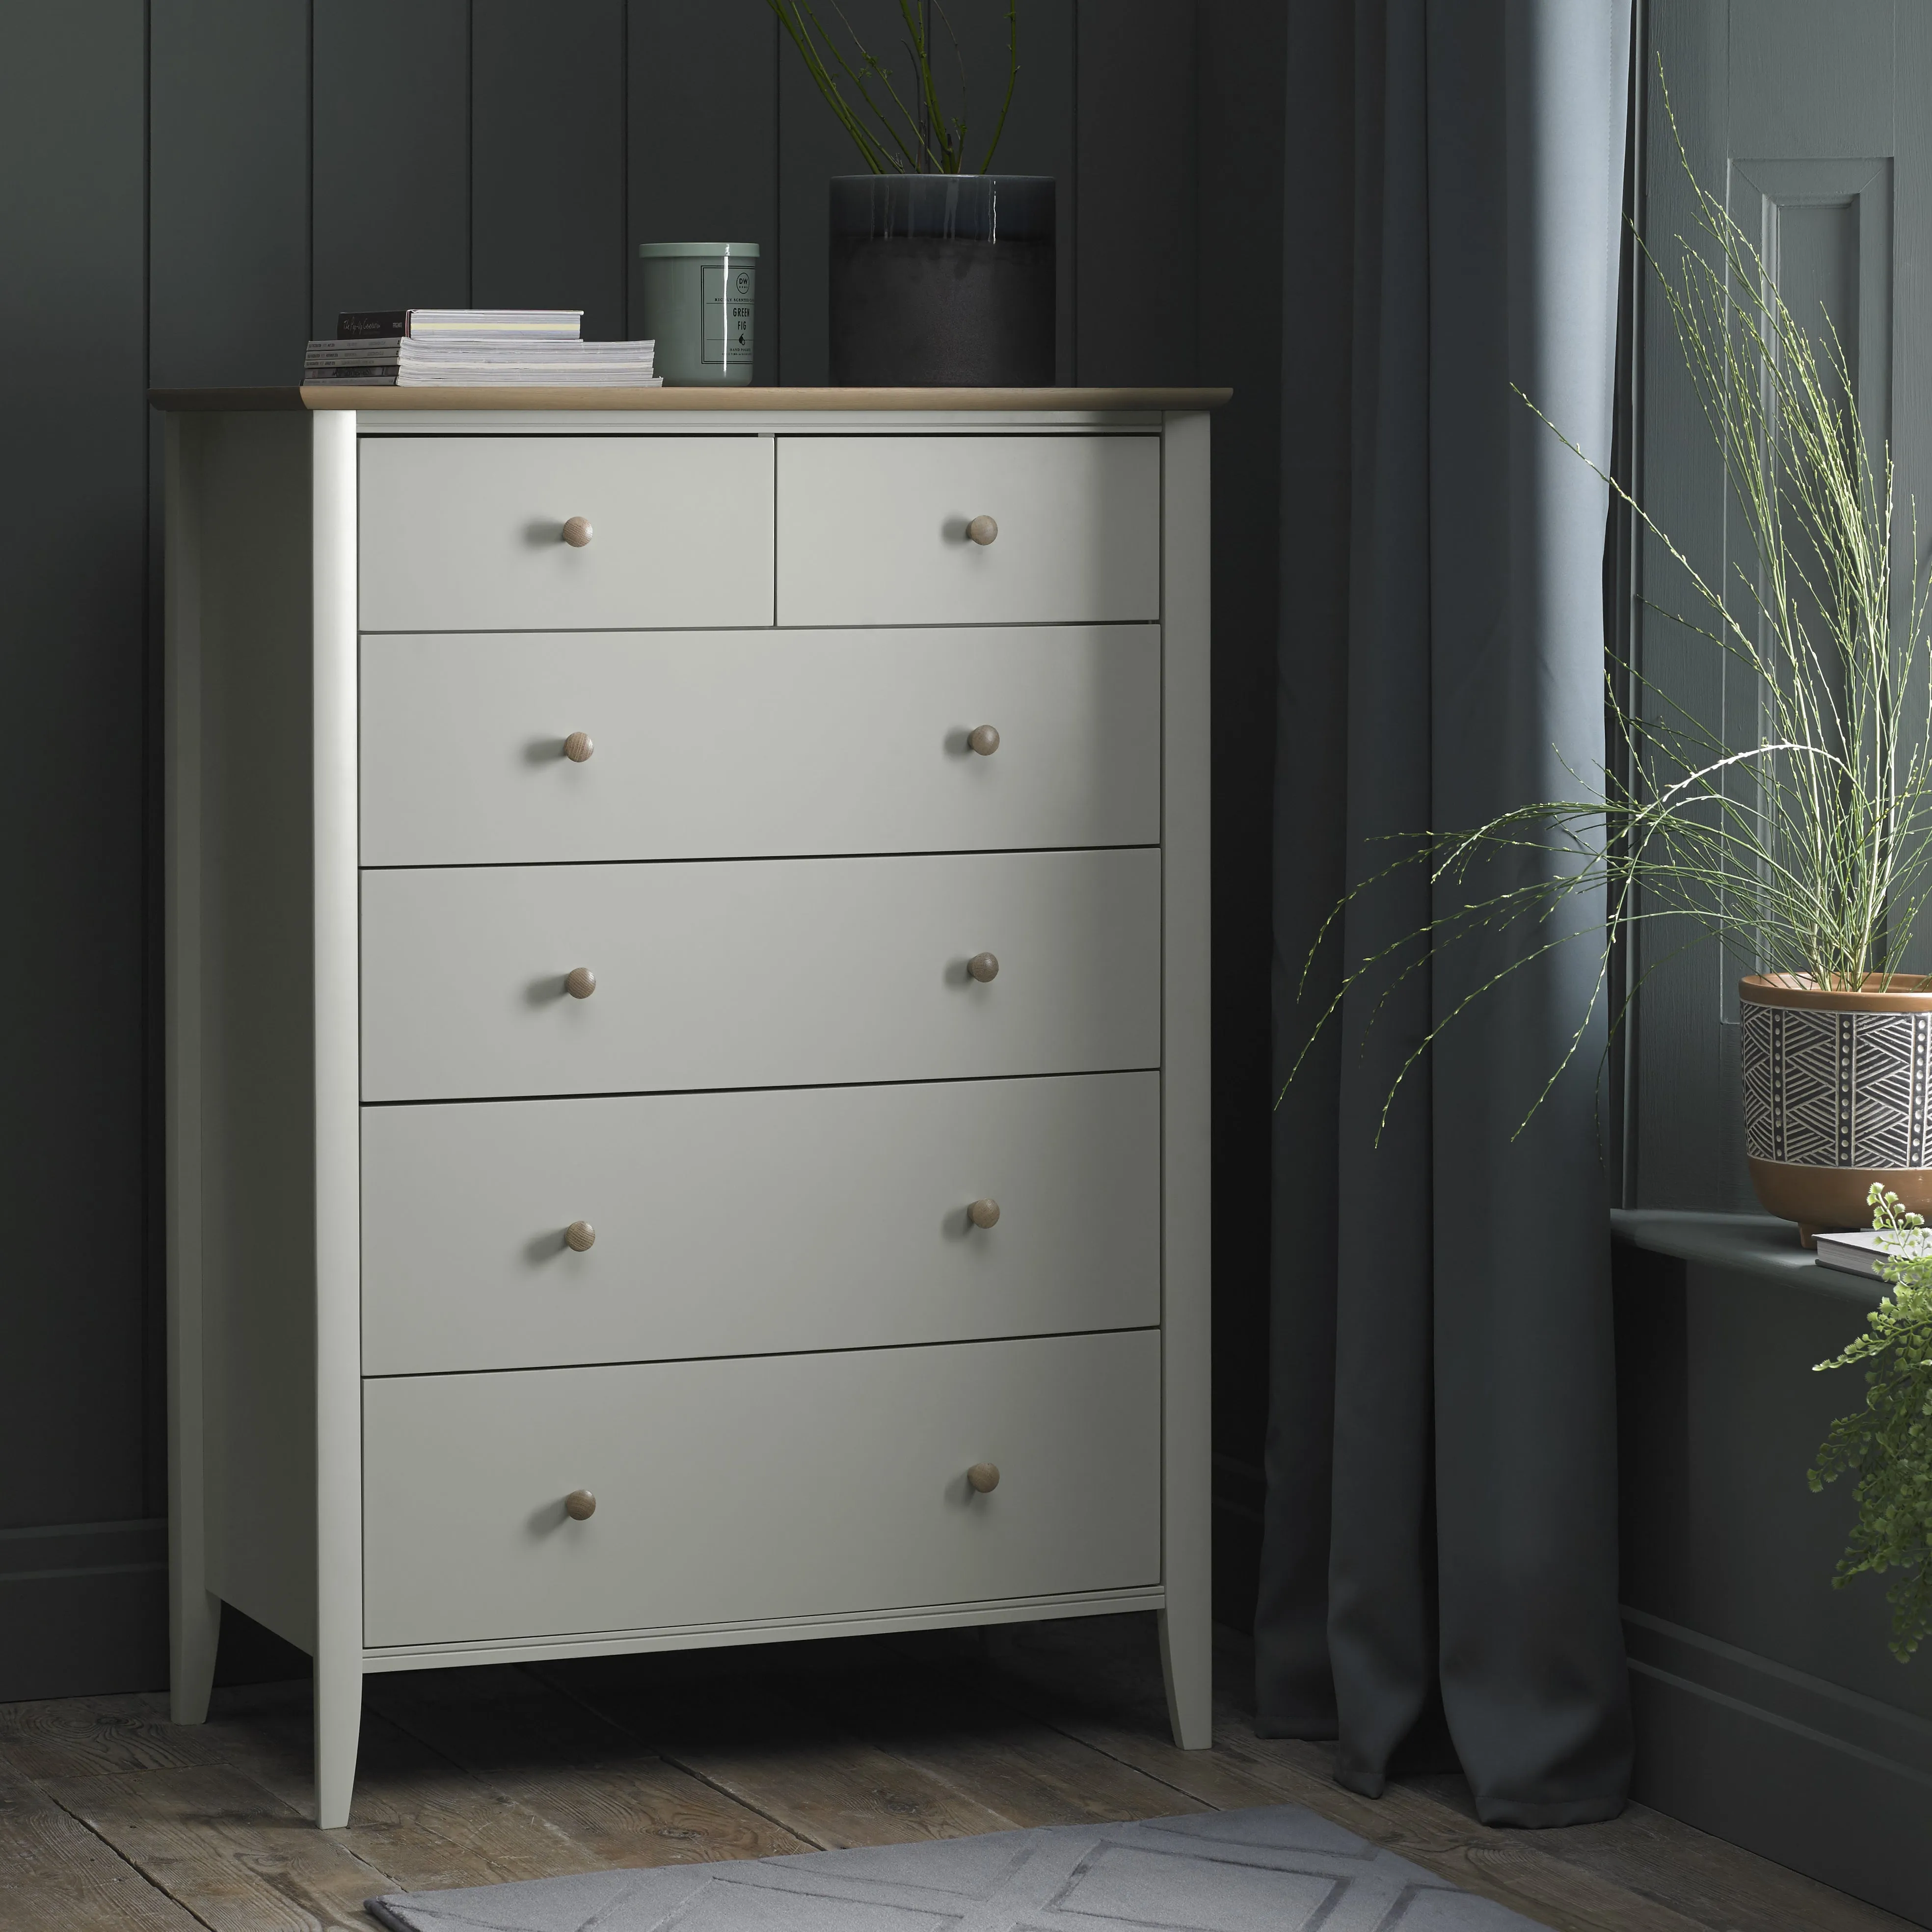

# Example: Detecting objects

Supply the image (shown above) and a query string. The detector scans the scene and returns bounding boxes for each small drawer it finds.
[776,434,1160,627]
[358,435,774,632]
[360,1072,1159,1374]
[362,1330,1160,1647]
[358,625,1160,866]
[358,847,1160,1102]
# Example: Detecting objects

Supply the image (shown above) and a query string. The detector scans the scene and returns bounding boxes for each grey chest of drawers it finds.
[159,384,1221,1827]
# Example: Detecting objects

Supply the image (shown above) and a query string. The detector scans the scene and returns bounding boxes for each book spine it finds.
[307,347,657,365]
[306,343,404,363]
[337,310,410,339]
[406,323,583,341]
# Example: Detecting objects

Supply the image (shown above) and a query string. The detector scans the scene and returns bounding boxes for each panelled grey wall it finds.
[0,0,1286,1697]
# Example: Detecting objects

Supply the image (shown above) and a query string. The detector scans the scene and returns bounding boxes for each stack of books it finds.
[304,309,660,387]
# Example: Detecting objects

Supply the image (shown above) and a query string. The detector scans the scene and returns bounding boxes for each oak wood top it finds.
[150,383,1231,412]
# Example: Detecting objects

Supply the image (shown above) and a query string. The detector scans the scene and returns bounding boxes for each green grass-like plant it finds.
[767,0,1018,176]
[1280,81,1932,1146]
[1811,1183,1932,1661]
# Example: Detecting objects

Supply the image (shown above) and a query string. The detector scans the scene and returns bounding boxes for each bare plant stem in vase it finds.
[768,1,1055,385]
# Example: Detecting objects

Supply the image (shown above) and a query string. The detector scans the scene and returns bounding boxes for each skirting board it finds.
[1626,1610,1932,1928]
[1613,1215,1932,1929]
[0,1519,166,1700]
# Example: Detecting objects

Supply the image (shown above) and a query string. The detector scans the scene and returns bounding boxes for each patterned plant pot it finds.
[1740,973,1932,1244]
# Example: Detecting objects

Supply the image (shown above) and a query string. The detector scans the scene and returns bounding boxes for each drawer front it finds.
[359,435,774,632]
[776,435,1160,626]
[359,626,1160,866]
[360,1073,1159,1374]
[362,1331,1160,1646]
[359,848,1160,1101]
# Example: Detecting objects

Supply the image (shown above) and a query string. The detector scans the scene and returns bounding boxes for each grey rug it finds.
[364,1803,1548,1931]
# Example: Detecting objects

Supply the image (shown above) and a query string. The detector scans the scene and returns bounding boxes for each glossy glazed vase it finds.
[1740,972,1932,1242]
[829,174,1054,386]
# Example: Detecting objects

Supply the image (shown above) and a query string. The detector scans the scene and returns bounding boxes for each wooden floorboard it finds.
[538,1657,1025,1849]
[0,1771,207,1932]
[365,1664,809,1869]
[0,1692,227,1781]
[0,1619,1914,1931]
[174,1679,636,1893]
[41,1764,393,1932]
[1412,1774,1922,1932]
[788,1660,1214,1830]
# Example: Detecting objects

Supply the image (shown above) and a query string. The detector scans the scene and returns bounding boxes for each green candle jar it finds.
[636,242,758,386]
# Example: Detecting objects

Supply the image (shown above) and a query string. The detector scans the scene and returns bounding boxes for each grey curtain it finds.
[1260,0,1635,1825]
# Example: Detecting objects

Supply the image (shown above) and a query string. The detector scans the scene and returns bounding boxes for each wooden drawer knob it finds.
[967,724,1000,756]
[565,1220,596,1251]
[967,952,999,983]
[967,1198,1001,1229]
[562,516,594,547]
[966,514,999,546]
[564,1489,597,1520]
[565,966,597,999]
[967,1462,1000,1494]
[563,731,595,763]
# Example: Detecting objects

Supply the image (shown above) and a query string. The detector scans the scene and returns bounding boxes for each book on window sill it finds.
[1813,1230,1893,1279]
[337,307,583,341]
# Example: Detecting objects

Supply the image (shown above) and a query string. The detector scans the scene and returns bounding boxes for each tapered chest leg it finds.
[169,1587,220,1726]
[1158,1600,1213,1750]
[315,1653,364,1828]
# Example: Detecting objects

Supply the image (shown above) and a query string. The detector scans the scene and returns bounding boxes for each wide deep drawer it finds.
[360,1072,1159,1374]
[776,435,1161,626]
[362,1330,1161,1647]
[358,626,1160,865]
[359,848,1160,1101]
[358,435,775,632]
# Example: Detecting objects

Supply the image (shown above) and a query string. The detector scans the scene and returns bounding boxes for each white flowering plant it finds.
[1810,1181,1932,1660]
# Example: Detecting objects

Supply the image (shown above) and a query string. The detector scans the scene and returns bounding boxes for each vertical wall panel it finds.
[1075,0,1196,383]
[473,0,627,340]
[946,0,1076,383]
[312,0,471,336]
[775,0,894,384]
[627,4,779,382]
[150,0,311,386]
[143,0,313,1691]
[1196,0,1285,1630]
[1,0,149,1526]
[0,0,155,1693]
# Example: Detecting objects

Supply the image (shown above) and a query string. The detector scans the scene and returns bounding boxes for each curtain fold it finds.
[1260,0,1635,1827]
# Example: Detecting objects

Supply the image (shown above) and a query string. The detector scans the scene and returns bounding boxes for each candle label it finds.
[701,262,756,366]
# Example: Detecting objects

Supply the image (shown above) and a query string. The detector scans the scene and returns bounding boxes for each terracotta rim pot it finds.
[1740,972,1932,1245]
